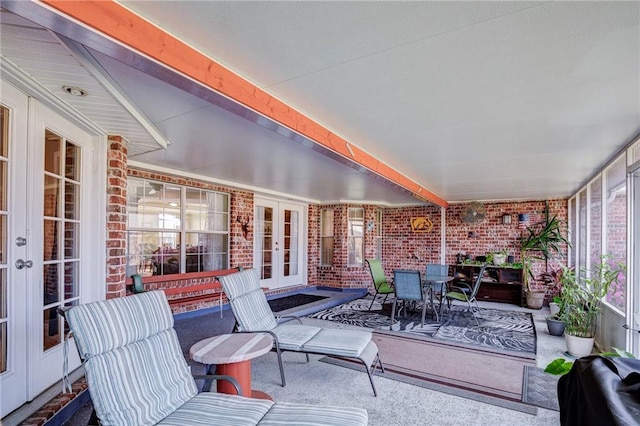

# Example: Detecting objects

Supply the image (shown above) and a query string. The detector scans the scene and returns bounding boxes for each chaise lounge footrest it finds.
[301,329,372,357]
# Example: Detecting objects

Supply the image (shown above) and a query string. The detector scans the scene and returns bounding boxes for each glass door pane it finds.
[255,206,273,280]
[42,130,81,352]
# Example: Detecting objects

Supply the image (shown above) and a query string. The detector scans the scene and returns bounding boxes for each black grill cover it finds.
[558,355,640,426]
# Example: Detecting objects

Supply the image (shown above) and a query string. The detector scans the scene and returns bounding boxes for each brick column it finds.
[106,136,128,299]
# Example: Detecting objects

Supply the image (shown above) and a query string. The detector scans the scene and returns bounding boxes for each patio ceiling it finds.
[1,1,638,206]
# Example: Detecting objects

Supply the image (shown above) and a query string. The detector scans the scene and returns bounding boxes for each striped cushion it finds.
[66,290,174,358]
[66,292,197,425]
[259,402,369,426]
[302,329,372,357]
[158,393,273,426]
[230,289,278,331]
[219,268,262,300]
[272,324,322,351]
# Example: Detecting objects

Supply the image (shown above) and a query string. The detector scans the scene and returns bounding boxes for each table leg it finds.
[216,360,273,401]
[217,360,251,397]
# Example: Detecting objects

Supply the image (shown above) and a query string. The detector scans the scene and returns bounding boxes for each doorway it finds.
[253,197,306,289]
[0,81,100,416]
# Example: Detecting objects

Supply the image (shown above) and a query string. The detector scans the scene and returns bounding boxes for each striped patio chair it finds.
[219,268,384,396]
[63,291,368,425]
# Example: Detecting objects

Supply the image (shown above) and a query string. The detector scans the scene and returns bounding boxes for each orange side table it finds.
[190,333,273,400]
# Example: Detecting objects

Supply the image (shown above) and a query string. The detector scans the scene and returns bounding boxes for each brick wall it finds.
[308,199,569,302]
[105,136,128,299]
[105,153,570,307]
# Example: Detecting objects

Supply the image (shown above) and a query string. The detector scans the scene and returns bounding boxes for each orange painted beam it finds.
[40,0,448,208]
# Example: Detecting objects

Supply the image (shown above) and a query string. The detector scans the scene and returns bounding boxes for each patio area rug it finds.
[308,294,536,355]
[522,366,560,411]
[321,331,537,414]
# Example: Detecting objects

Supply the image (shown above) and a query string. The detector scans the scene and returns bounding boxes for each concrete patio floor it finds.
[6,288,565,425]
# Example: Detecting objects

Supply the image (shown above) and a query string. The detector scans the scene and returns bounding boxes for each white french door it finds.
[0,81,93,416]
[254,198,305,289]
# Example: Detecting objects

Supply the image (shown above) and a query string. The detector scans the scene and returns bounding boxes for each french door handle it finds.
[15,259,33,269]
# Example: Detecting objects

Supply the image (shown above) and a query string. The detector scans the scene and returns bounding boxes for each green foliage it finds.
[544,347,635,375]
[560,256,626,338]
[544,358,573,375]
[519,204,570,292]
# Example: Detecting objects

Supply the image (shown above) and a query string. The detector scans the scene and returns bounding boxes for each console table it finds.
[449,264,523,306]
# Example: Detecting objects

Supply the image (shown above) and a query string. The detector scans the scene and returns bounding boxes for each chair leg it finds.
[465,298,480,326]
[269,332,287,387]
[368,289,379,310]
[390,299,397,325]
[420,299,427,327]
[357,357,379,397]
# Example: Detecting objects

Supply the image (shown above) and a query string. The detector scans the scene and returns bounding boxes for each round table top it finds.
[189,333,274,365]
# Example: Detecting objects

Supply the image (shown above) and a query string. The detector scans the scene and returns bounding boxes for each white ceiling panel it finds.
[2,2,638,204]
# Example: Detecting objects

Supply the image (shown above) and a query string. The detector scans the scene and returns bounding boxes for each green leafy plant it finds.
[544,347,635,375]
[519,204,570,292]
[560,256,626,338]
[539,267,568,319]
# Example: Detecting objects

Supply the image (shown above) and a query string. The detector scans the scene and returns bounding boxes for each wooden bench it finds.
[125,267,242,313]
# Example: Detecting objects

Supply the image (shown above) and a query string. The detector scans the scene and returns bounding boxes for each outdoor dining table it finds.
[423,274,455,321]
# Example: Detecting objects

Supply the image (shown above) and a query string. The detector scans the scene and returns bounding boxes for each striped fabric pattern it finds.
[66,292,197,425]
[271,324,322,351]
[66,290,174,358]
[158,393,273,426]
[219,268,262,299]
[301,329,372,358]
[190,333,273,364]
[259,402,369,426]
[230,289,278,331]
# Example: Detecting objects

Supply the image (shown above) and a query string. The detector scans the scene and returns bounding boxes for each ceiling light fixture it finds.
[62,85,88,97]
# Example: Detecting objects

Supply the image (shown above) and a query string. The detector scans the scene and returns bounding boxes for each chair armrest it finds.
[276,315,304,325]
[192,374,242,395]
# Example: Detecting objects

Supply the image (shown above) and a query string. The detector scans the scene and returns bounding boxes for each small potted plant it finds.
[492,248,508,266]
[560,256,625,357]
[539,266,568,336]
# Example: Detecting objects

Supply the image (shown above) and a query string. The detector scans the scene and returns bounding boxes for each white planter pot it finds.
[564,333,595,357]
[493,254,506,265]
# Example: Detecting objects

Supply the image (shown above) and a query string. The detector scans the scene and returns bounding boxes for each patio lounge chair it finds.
[218,268,384,396]
[62,290,369,426]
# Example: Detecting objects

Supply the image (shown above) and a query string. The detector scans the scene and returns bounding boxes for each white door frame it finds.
[253,196,307,289]
[0,80,30,417]
[0,79,107,415]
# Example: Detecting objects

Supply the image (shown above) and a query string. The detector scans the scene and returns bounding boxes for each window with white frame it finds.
[320,209,334,266]
[604,156,627,311]
[347,207,364,266]
[126,178,229,276]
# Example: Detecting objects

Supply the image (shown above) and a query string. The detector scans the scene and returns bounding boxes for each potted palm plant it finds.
[519,203,569,309]
[560,256,625,357]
